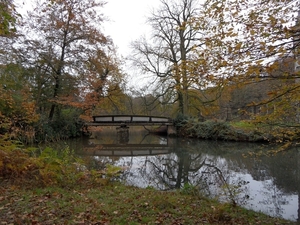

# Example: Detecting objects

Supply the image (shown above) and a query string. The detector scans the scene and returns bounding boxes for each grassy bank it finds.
[0,181,294,225]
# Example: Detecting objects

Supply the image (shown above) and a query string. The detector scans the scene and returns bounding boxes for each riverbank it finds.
[0,135,297,224]
[0,180,294,225]
[176,119,300,143]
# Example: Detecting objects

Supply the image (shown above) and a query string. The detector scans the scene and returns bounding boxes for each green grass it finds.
[230,121,259,130]
[0,181,294,225]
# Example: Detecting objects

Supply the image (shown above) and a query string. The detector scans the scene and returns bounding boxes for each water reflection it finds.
[84,127,173,156]
[74,128,299,222]
[116,125,129,144]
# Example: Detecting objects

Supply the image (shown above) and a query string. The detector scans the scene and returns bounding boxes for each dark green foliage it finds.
[173,113,189,127]
[35,108,84,142]
[192,120,233,140]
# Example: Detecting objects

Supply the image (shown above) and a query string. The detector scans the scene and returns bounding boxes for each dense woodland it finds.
[1,0,300,143]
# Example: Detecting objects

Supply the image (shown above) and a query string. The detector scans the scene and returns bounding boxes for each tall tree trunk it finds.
[178,91,184,115]
[175,64,185,115]
[48,37,66,120]
[180,25,188,116]
[48,76,59,120]
[182,64,189,116]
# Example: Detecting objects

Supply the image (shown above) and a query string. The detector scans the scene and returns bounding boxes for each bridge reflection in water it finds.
[82,123,175,157]
[83,143,173,157]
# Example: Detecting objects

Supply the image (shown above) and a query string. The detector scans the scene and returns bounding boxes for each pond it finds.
[58,127,300,222]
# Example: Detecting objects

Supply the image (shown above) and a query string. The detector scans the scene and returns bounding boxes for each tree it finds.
[82,48,127,116]
[94,84,129,115]
[18,0,114,120]
[131,0,218,116]
[0,0,18,36]
[0,0,126,141]
[199,0,300,124]
[0,1,38,141]
[0,63,39,142]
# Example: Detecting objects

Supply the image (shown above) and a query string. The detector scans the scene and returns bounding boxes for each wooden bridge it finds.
[86,115,176,135]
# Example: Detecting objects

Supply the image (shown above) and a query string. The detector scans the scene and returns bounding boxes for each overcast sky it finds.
[103,0,160,57]
[15,0,160,85]
[16,0,160,57]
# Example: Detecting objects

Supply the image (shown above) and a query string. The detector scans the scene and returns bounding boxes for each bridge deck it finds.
[88,115,173,126]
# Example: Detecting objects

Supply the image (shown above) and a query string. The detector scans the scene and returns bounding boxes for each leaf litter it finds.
[0,180,294,225]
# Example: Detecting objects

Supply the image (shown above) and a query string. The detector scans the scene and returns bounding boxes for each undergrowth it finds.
[0,135,121,187]
[177,118,300,143]
[177,119,265,142]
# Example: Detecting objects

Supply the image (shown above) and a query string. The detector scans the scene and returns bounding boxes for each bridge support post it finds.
[116,124,129,144]
[167,125,177,136]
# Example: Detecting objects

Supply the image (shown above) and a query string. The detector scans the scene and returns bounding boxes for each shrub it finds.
[0,136,122,187]
[0,136,38,180]
[36,146,85,186]
[35,108,84,142]
[178,119,264,141]
[180,120,234,140]
[173,113,189,127]
[0,136,85,187]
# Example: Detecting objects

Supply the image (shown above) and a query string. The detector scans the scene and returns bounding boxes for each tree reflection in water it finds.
[126,150,250,206]
[69,131,299,222]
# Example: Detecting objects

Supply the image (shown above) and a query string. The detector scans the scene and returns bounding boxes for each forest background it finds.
[1,0,300,145]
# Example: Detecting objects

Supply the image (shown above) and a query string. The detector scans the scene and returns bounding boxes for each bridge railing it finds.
[92,115,173,124]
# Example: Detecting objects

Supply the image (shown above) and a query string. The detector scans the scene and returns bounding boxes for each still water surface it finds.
[59,127,299,222]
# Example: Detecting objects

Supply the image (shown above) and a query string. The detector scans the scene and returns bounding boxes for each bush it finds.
[193,120,234,140]
[0,136,38,180]
[0,136,122,187]
[173,113,189,127]
[35,108,84,142]
[178,119,263,141]
[0,136,85,187]
[36,146,85,186]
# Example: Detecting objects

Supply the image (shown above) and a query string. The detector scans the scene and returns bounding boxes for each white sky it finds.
[15,0,160,58]
[103,0,160,58]
[102,0,161,87]
[15,0,160,87]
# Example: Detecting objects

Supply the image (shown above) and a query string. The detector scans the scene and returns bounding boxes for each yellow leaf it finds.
[235,42,242,50]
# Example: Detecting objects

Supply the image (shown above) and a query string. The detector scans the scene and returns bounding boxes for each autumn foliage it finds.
[0,0,127,142]
[0,0,300,144]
